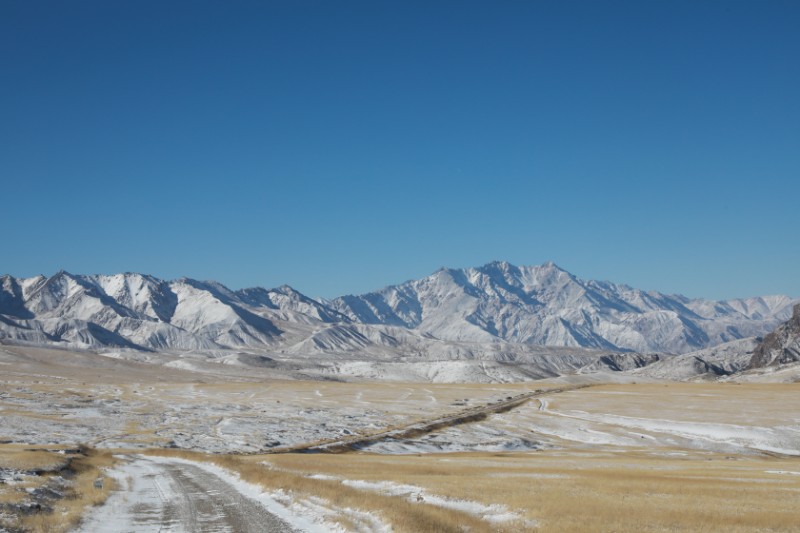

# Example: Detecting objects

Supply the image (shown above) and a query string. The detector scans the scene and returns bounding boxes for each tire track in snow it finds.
[78,456,317,532]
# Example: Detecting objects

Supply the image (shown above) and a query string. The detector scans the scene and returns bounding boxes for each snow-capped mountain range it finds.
[0,262,795,356]
[331,261,795,353]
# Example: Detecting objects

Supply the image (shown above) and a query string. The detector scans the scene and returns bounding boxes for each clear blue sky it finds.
[2,1,798,299]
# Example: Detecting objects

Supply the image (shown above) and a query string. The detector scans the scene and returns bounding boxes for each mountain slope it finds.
[748,303,800,368]
[331,261,795,354]
[0,264,795,357]
[0,272,345,351]
[630,337,758,380]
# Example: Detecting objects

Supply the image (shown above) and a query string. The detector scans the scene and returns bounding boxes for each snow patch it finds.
[315,475,534,526]
[143,455,342,532]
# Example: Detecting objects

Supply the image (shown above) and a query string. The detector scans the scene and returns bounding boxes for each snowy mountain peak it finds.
[0,265,796,355]
[331,262,797,354]
[480,259,514,271]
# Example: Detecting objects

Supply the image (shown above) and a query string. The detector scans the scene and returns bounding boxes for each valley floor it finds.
[1,344,799,532]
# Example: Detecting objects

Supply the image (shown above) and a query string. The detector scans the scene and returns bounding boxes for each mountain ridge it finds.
[330,261,794,354]
[1,262,795,356]
[749,303,800,368]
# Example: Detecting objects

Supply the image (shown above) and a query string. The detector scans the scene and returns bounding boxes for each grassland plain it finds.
[144,446,800,533]
[2,344,800,531]
[145,383,800,532]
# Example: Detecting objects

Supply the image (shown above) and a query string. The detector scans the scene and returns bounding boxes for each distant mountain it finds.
[331,261,795,354]
[749,303,800,368]
[0,271,343,351]
[630,338,758,381]
[0,263,795,356]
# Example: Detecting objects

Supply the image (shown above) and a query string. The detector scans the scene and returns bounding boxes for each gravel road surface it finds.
[78,456,303,532]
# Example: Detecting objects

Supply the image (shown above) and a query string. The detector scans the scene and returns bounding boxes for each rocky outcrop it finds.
[749,304,800,368]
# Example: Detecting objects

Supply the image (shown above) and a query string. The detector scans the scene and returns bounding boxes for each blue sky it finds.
[2,1,798,299]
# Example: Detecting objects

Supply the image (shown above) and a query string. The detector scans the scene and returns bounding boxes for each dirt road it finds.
[292,384,591,453]
[78,456,305,532]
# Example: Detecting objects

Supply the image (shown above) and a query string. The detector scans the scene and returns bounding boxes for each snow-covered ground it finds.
[361,384,800,456]
[313,474,534,527]
[79,455,353,532]
[0,344,541,453]
[2,344,798,458]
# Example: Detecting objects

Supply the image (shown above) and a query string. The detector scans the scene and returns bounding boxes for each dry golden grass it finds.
[0,445,71,510]
[231,449,800,533]
[549,382,800,427]
[0,445,71,473]
[4,345,800,532]
[148,448,522,532]
[0,445,117,533]
[138,382,800,532]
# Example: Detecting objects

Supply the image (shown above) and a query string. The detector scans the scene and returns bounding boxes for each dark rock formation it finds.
[749,304,800,368]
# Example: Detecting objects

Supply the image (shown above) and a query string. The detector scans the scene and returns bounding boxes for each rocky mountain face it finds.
[748,304,800,368]
[332,261,794,354]
[0,263,795,357]
[0,271,343,351]
[631,337,758,381]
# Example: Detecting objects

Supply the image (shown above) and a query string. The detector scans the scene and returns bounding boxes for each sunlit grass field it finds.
[3,344,799,532]
[150,446,800,533]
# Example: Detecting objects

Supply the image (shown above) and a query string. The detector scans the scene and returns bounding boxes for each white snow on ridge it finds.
[1,263,796,358]
[330,261,797,354]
